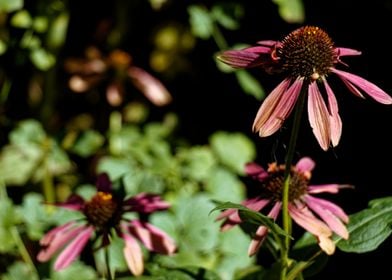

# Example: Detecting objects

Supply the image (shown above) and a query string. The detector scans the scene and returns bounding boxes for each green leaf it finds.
[211,3,243,30]
[70,130,105,157]
[210,131,256,175]
[235,70,265,100]
[179,146,217,181]
[0,39,7,55]
[0,196,20,252]
[18,193,49,240]
[30,48,56,71]
[337,196,392,253]
[272,0,305,23]
[50,261,98,280]
[210,201,290,239]
[205,167,245,202]
[47,12,69,49]
[0,0,23,13]
[2,261,39,280]
[10,10,32,28]
[188,5,214,39]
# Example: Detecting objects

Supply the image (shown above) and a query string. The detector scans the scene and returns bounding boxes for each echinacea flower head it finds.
[217,26,392,150]
[216,157,351,256]
[37,173,176,276]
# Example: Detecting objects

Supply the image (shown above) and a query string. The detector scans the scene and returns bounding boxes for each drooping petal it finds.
[253,78,300,137]
[54,226,94,270]
[37,223,86,262]
[331,68,392,104]
[288,204,332,237]
[122,233,144,276]
[318,235,336,255]
[123,193,170,213]
[216,44,273,68]
[129,220,176,255]
[305,195,349,239]
[305,195,349,223]
[248,202,281,256]
[308,82,331,151]
[128,66,172,106]
[307,184,341,194]
[335,47,361,57]
[323,79,342,147]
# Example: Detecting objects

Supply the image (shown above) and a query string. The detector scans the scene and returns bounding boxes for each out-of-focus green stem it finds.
[105,247,113,280]
[212,23,228,50]
[280,82,308,280]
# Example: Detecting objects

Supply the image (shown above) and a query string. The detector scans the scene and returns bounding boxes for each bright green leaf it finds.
[179,146,217,181]
[30,48,56,71]
[47,12,69,49]
[211,3,243,30]
[33,16,49,33]
[0,0,23,13]
[210,131,256,175]
[70,130,105,157]
[273,0,305,23]
[10,9,32,28]
[188,5,214,39]
[0,39,7,55]
[235,70,265,100]
[337,196,392,253]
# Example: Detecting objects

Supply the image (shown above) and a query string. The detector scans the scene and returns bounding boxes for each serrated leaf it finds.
[188,5,214,39]
[210,131,256,175]
[272,0,305,23]
[235,70,265,100]
[337,196,392,253]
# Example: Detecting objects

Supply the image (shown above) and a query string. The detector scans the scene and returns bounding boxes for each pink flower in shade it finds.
[65,47,172,106]
[37,173,176,276]
[216,157,351,256]
[217,26,392,150]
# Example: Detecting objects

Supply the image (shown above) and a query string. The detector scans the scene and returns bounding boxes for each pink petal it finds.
[308,82,331,151]
[307,184,341,194]
[288,204,332,237]
[305,195,349,223]
[295,157,315,174]
[129,221,176,255]
[123,233,144,276]
[331,68,392,104]
[245,162,269,181]
[217,44,273,68]
[124,193,170,213]
[53,226,94,270]
[37,223,86,262]
[248,202,281,256]
[56,195,85,211]
[256,40,279,47]
[253,78,300,137]
[323,79,342,147]
[305,195,349,239]
[339,78,366,98]
[335,47,362,57]
[128,66,172,106]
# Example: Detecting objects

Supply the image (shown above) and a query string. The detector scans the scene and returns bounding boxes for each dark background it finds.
[8,0,391,279]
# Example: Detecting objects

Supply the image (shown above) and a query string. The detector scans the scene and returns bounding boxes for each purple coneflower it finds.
[217,26,392,150]
[37,173,176,276]
[216,157,351,256]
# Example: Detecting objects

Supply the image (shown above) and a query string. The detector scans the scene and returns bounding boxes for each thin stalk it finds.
[105,247,113,280]
[280,82,308,280]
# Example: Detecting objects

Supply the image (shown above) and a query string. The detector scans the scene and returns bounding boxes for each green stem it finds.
[212,23,228,50]
[280,82,308,280]
[105,247,113,280]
